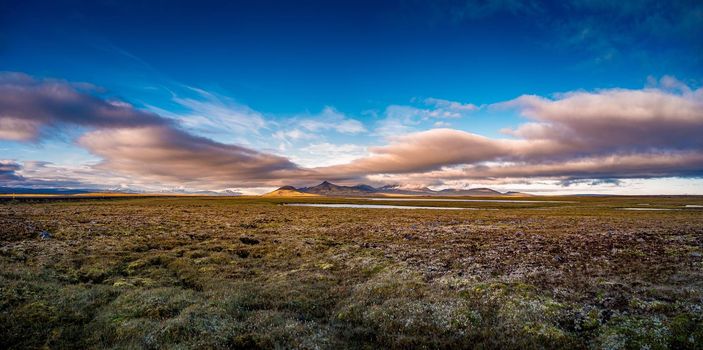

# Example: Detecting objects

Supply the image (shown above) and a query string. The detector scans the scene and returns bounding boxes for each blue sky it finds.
[1,0,702,194]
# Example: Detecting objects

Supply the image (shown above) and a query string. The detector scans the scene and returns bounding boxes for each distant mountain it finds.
[503,191,535,197]
[0,187,96,195]
[159,189,242,196]
[298,181,377,196]
[0,187,243,196]
[351,184,377,192]
[275,181,530,197]
[377,184,435,195]
[2,183,530,197]
[262,186,319,197]
[437,187,502,196]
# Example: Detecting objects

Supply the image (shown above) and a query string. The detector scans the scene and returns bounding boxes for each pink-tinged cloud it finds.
[412,152,703,180]
[316,129,512,176]
[0,160,24,182]
[501,87,703,154]
[0,72,167,141]
[317,80,703,181]
[0,72,312,188]
[78,126,310,187]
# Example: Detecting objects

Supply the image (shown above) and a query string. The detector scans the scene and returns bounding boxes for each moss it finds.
[577,307,602,331]
[361,263,386,277]
[318,262,334,270]
[78,265,111,283]
[522,322,572,343]
[2,196,703,348]
[15,300,58,323]
[596,316,672,350]
[669,313,703,349]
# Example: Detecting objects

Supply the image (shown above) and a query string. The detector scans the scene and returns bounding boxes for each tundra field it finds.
[1,196,703,349]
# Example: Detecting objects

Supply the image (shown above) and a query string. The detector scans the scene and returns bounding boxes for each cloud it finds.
[0,72,313,189]
[0,72,167,141]
[422,1,703,67]
[293,143,368,168]
[318,78,703,183]
[498,80,703,156]
[423,98,478,117]
[297,106,366,134]
[269,107,368,158]
[373,107,419,137]
[2,72,702,191]
[10,160,126,189]
[167,87,267,135]
[433,152,703,180]
[552,1,703,65]
[78,126,308,187]
[0,160,24,182]
[360,151,703,191]
[373,98,477,137]
[273,128,315,144]
[318,129,510,177]
[0,160,129,189]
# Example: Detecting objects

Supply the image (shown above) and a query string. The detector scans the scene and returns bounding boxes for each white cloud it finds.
[273,128,315,142]
[373,109,418,137]
[148,87,267,142]
[297,106,366,134]
[373,98,478,137]
[423,97,478,117]
[291,142,369,168]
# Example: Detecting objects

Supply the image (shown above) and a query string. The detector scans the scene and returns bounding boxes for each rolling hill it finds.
[297,181,377,196]
[262,186,320,197]
[268,181,531,197]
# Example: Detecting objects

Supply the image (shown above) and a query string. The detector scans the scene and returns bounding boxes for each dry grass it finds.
[261,190,320,197]
[1,196,702,349]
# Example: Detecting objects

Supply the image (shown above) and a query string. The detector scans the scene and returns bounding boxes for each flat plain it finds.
[1,196,702,349]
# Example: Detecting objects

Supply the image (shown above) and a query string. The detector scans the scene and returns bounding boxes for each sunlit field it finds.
[2,196,702,349]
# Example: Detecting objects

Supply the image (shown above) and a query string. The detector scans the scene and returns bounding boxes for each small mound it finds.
[503,191,535,197]
[262,187,319,197]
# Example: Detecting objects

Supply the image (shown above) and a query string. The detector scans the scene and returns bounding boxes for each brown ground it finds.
[1,196,702,349]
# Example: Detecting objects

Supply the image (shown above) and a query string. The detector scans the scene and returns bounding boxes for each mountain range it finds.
[0,183,530,197]
[0,187,242,196]
[264,181,531,197]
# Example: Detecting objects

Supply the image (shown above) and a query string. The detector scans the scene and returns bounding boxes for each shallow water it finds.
[685,205,703,208]
[365,198,573,203]
[618,208,680,211]
[283,203,478,210]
